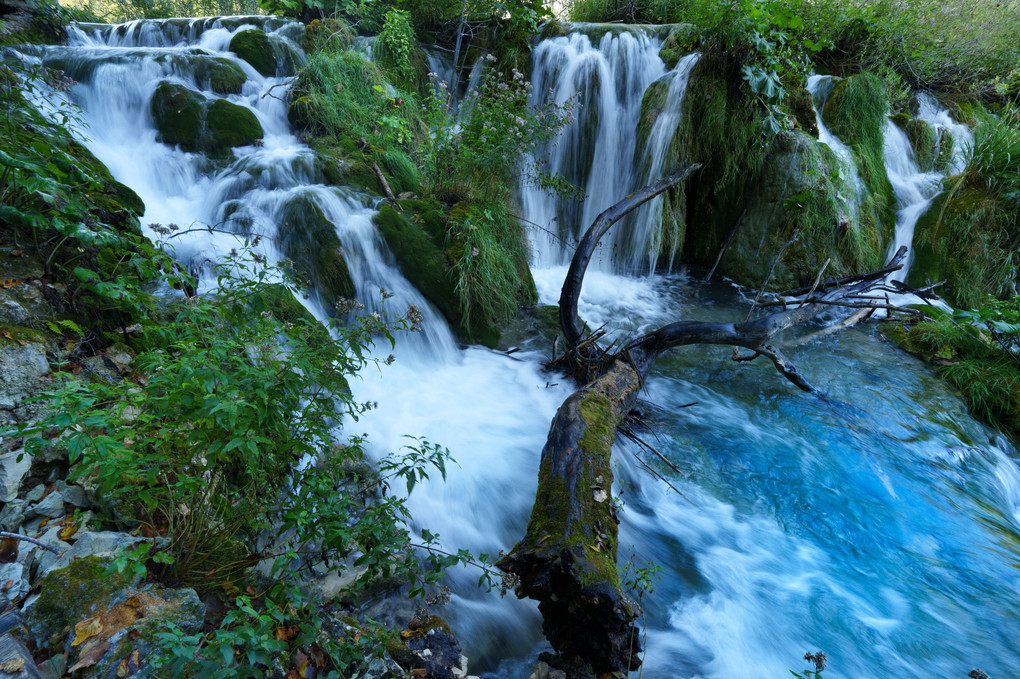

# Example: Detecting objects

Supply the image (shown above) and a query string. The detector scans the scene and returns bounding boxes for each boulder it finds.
[149,82,204,151]
[23,555,137,650]
[204,98,263,149]
[0,451,31,503]
[193,56,247,95]
[0,330,49,411]
[26,491,64,520]
[278,194,355,307]
[229,29,275,77]
[43,531,146,576]
[150,83,264,152]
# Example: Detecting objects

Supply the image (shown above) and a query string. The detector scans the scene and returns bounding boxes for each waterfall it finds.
[11,20,1020,679]
[520,26,668,270]
[806,74,866,229]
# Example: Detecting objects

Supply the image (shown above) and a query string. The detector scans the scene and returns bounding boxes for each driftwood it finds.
[499,165,921,679]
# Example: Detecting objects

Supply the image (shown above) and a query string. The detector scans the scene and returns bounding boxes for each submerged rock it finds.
[278,193,355,308]
[192,56,247,95]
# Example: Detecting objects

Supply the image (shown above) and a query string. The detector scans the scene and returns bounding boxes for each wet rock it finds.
[0,450,31,503]
[278,194,355,307]
[205,98,263,149]
[528,661,566,679]
[229,29,275,77]
[193,56,247,95]
[150,82,204,150]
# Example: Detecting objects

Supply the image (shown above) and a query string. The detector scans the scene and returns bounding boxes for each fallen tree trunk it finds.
[499,165,923,679]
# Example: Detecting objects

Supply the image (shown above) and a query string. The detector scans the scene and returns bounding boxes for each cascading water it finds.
[12,19,1020,679]
[806,74,866,228]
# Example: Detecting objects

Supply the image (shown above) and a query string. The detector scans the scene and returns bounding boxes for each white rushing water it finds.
[16,19,1020,679]
[806,74,866,228]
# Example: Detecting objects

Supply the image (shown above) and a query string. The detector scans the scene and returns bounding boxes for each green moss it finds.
[205,98,263,149]
[904,118,936,171]
[150,82,204,151]
[196,58,247,95]
[229,29,275,77]
[658,24,700,69]
[908,184,1017,308]
[278,195,354,308]
[786,85,818,136]
[821,73,896,244]
[28,556,134,649]
[935,131,956,173]
[0,324,50,346]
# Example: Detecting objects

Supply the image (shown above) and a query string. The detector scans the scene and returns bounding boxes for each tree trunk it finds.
[499,166,920,678]
[497,359,644,678]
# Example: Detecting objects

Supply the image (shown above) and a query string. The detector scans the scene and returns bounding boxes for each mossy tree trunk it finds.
[498,166,916,679]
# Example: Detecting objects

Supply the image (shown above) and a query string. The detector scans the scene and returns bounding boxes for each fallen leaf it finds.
[68,640,110,672]
[0,279,18,288]
[0,537,18,562]
[72,616,104,646]
[116,649,141,677]
[59,521,79,541]
[0,658,24,672]
[275,625,299,642]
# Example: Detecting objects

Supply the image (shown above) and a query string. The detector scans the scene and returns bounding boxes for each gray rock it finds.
[0,340,49,410]
[27,492,64,520]
[18,525,69,579]
[0,451,31,503]
[103,344,134,374]
[22,486,43,504]
[42,531,143,576]
[0,500,25,532]
[54,482,89,509]
[0,632,41,678]
[0,563,28,601]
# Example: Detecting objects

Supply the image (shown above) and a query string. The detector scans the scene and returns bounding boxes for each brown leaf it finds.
[274,625,299,642]
[1,579,12,592]
[116,649,141,678]
[0,537,16,563]
[59,520,79,541]
[68,641,110,672]
[70,363,82,375]
[308,647,326,668]
[72,616,103,646]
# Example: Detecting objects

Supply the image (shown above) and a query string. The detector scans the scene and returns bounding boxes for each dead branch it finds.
[705,209,745,281]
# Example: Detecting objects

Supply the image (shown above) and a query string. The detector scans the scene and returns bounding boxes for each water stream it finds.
[10,19,1020,679]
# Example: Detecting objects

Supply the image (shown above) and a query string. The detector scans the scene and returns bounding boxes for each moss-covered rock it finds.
[908,183,1016,308]
[26,556,136,650]
[934,130,956,173]
[714,130,883,289]
[905,118,936,171]
[821,73,896,244]
[228,28,275,77]
[194,56,247,95]
[150,83,263,152]
[278,194,355,308]
[658,23,700,69]
[786,85,818,136]
[150,82,204,150]
[205,98,263,149]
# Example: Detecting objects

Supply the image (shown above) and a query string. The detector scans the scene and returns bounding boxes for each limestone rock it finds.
[0,451,31,503]
[0,335,49,411]
[27,491,64,520]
